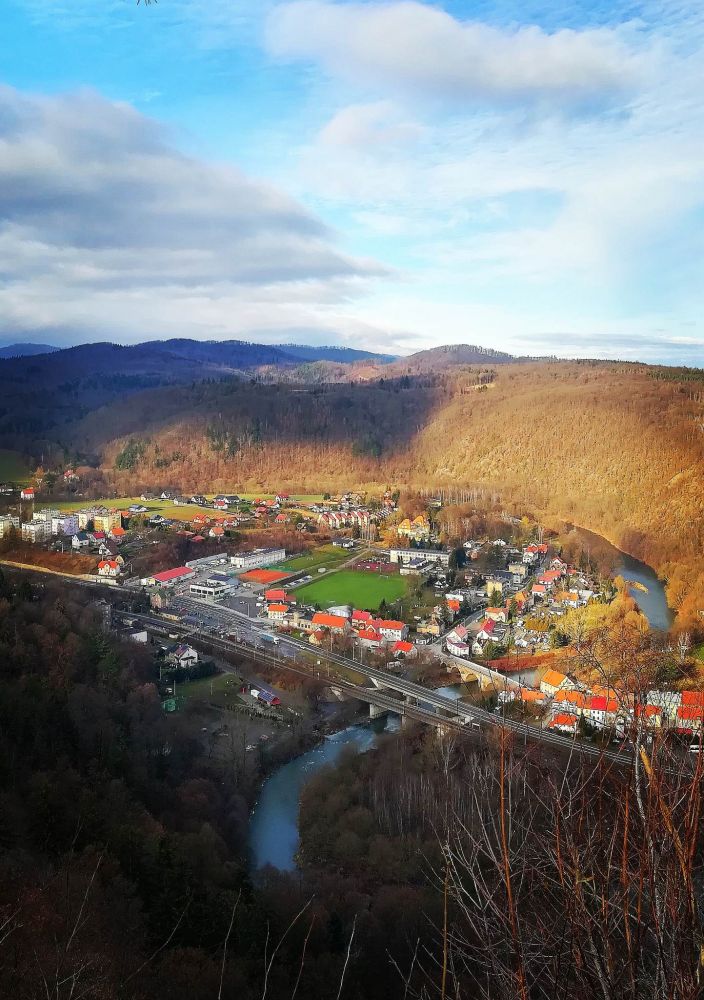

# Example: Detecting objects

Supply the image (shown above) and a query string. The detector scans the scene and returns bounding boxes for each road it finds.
[119,599,636,766]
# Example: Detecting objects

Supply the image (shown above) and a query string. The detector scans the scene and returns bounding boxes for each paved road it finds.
[120,603,635,766]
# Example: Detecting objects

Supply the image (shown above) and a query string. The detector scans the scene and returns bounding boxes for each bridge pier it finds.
[369,703,388,719]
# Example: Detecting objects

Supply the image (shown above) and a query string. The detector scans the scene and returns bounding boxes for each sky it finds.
[1,0,703,363]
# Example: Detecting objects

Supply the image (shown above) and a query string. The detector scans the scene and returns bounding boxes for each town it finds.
[1,474,702,745]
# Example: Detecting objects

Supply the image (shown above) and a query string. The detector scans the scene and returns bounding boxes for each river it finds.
[567,526,673,630]
[249,715,400,872]
[250,529,672,872]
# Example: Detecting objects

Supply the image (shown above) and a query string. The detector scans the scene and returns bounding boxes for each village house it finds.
[393,640,417,659]
[549,713,579,734]
[72,531,90,550]
[676,705,704,733]
[311,612,350,634]
[375,619,408,642]
[357,627,384,648]
[397,514,431,543]
[446,625,470,657]
[540,669,571,698]
[20,487,35,501]
[168,644,199,669]
[267,603,289,623]
[485,606,508,623]
[97,558,122,578]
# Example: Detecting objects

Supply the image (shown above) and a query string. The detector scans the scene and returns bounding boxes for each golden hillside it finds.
[79,362,704,621]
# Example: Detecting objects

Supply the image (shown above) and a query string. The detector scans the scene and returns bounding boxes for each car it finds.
[245,744,256,752]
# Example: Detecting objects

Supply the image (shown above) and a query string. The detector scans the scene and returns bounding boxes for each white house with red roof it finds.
[97,559,122,578]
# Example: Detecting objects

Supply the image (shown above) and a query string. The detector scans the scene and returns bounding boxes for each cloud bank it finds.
[0,84,383,344]
[266,0,650,106]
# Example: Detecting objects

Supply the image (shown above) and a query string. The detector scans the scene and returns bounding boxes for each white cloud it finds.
[266,0,652,106]
[0,84,387,345]
[318,100,423,148]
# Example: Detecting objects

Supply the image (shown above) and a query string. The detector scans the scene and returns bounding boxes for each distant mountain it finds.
[388,344,516,373]
[0,342,58,358]
[151,338,297,368]
[276,344,397,364]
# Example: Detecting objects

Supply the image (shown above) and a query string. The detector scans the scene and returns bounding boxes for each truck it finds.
[260,632,281,645]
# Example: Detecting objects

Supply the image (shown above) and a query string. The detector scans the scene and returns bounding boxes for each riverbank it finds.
[560,523,673,629]
[249,713,399,871]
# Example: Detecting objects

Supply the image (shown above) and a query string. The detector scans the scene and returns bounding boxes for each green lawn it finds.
[0,450,32,485]
[295,570,408,611]
[175,672,244,706]
[283,544,353,572]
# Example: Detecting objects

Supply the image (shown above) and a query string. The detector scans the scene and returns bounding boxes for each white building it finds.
[230,547,286,570]
[21,519,52,543]
[168,644,199,668]
[35,508,60,524]
[0,515,20,538]
[389,547,451,567]
[189,580,232,600]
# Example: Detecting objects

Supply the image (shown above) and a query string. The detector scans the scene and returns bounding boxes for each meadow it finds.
[0,449,32,484]
[295,570,408,611]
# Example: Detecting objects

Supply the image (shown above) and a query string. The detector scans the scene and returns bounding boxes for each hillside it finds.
[0,342,58,358]
[66,361,704,624]
[385,343,517,373]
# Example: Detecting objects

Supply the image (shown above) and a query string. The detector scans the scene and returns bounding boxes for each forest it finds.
[0,571,702,999]
[50,361,704,627]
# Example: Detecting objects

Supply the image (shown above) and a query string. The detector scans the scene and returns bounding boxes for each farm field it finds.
[295,570,408,611]
[282,544,354,572]
[0,449,32,485]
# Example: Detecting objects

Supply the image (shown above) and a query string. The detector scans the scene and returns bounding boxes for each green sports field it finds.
[282,544,352,572]
[295,570,408,611]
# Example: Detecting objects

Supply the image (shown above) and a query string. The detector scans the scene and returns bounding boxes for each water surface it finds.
[249,715,399,871]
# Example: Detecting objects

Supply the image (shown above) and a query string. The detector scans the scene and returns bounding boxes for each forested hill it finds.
[67,361,704,623]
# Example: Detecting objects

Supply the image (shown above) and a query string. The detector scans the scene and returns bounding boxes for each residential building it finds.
[72,531,90,549]
[397,514,431,542]
[93,511,121,533]
[376,619,408,642]
[20,487,35,501]
[549,713,579,734]
[51,513,79,536]
[21,518,51,543]
[540,669,570,698]
[393,640,417,658]
[311,612,349,633]
[267,603,289,622]
[168,644,199,668]
[0,514,20,538]
[97,559,122,578]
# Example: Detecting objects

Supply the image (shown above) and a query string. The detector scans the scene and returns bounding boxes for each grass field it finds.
[175,672,244,706]
[282,544,353,572]
[295,570,408,611]
[0,450,32,485]
[38,494,325,521]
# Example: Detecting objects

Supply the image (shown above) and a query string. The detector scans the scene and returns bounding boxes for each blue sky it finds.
[1,0,703,363]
